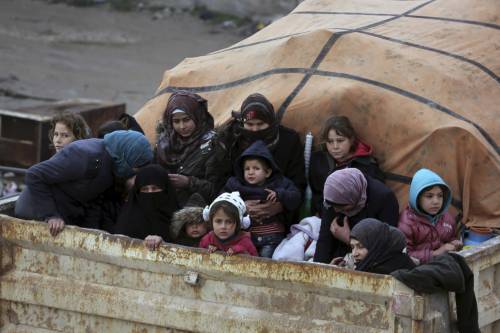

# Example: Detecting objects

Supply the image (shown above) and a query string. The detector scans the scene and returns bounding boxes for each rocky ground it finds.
[0,0,244,113]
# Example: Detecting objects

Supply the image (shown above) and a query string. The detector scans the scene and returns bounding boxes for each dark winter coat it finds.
[309,145,384,217]
[15,139,114,228]
[392,253,480,333]
[218,121,306,195]
[156,131,230,207]
[313,176,399,264]
[223,140,302,214]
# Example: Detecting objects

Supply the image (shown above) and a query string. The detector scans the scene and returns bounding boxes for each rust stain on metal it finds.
[2,215,498,332]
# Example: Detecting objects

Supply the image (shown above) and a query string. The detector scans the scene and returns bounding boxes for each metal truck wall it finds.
[0,216,496,332]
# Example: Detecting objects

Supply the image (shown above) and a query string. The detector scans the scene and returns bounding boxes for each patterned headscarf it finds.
[157,91,214,169]
[323,168,368,217]
[236,93,280,151]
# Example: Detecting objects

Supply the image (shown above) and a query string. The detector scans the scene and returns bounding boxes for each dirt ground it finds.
[0,0,240,113]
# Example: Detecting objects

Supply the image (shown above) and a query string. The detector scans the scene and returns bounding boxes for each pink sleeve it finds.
[199,234,210,249]
[398,218,432,264]
[441,212,458,243]
[232,238,258,256]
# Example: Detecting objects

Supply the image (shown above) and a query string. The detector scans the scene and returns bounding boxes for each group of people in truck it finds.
[14,91,464,273]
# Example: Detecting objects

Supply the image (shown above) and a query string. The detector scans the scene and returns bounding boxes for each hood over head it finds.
[234,140,280,180]
[409,168,452,221]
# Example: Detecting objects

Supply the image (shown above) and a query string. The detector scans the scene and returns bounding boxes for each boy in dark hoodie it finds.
[223,140,302,257]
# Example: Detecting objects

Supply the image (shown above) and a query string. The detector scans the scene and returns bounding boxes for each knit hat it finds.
[203,192,246,225]
[240,93,276,126]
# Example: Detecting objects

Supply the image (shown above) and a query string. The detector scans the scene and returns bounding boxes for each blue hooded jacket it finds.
[409,168,451,224]
[223,140,301,212]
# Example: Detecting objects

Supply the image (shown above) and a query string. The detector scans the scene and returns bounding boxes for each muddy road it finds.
[0,0,240,113]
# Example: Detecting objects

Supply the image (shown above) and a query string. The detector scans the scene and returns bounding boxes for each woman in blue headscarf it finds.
[15,130,153,236]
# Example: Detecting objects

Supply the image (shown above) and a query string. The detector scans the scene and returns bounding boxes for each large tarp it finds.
[136,0,500,228]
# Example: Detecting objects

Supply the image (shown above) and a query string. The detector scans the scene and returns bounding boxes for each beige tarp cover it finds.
[136,0,500,228]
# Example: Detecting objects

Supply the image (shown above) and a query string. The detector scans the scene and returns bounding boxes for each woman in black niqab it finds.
[114,165,178,240]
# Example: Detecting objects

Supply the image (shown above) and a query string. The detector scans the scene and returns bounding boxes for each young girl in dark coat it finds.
[223,140,301,257]
[313,168,399,264]
[349,218,416,274]
[310,116,384,217]
[113,165,178,241]
[199,192,258,256]
[156,91,228,207]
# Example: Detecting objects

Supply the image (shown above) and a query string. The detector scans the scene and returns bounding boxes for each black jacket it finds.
[156,131,229,207]
[313,176,399,263]
[15,139,114,228]
[309,150,385,216]
[392,253,480,333]
[366,253,416,275]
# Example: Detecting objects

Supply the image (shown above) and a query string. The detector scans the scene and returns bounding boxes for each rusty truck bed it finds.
[0,205,499,332]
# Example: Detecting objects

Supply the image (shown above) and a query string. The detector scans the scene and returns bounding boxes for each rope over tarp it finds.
[136,0,500,228]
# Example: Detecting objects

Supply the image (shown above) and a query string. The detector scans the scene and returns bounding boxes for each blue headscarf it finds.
[103,130,153,178]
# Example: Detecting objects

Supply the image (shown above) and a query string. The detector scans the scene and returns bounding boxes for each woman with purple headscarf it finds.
[313,168,399,263]
[156,91,228,207]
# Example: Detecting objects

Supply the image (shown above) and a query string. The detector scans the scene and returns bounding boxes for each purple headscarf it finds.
[323,168,368,217]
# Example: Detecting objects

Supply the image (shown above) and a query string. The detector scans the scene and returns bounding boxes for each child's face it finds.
[212,208,237,240]
[418,185,444,215]
[243,159,272,185]
[53,122,76,152]
[185,222,208,238]
[326,129,353,163]
[350,239,368,263]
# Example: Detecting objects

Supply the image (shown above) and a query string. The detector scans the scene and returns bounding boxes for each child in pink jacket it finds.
[199,192,258,256]
[398,169,462,264]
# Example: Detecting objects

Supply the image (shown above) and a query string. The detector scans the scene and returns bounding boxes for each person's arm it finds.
[246,201,284,220]
[278,129,306,194]
[398,220,433,263]
[274,178,302,212]
[230,237,258,256]
[189,140,231,202]
[24,146,88,220]
[313,207,337,263]
[144,235,163,250]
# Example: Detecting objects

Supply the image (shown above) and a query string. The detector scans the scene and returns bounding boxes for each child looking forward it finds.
[223,140,301,257]
[398,168,462,264]
[199,192,257,256]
